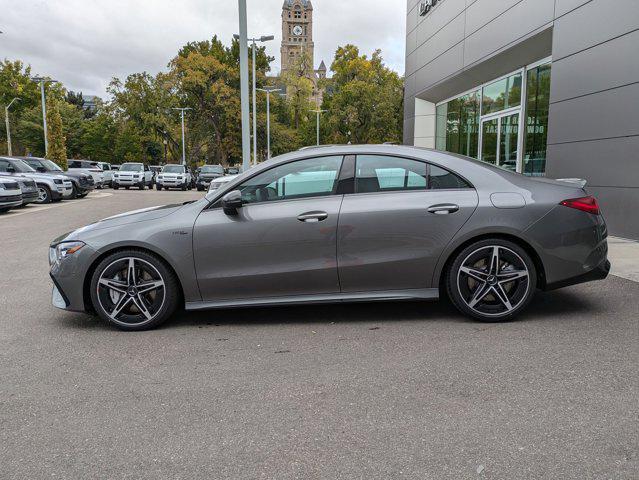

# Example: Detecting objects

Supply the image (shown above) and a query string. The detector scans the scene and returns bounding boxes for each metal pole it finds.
[251,40,257,165]
[266,91,271,159]
[40,81,49,155]
[4,107,11,156]
[310,109,327,146]
[180,110,186,166]
[238,0,251,173]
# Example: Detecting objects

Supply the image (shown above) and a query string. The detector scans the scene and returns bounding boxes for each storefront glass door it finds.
[480,113,519,171]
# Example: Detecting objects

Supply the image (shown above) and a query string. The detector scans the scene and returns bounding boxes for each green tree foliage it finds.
[1,38,404,166]
[322,45,404,144]
[46,97,68,169]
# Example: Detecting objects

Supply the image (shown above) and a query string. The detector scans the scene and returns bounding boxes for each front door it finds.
[337,155,478,293]
[480,112,520,171]
[193,155,344,302]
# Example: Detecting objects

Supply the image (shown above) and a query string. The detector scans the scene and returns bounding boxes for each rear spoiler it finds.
[557,178,587,188]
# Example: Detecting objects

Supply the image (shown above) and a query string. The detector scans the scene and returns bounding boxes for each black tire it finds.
[36,185,52,204]
[446,238,537,322]
[0,207,10,213]
[156,184,162,191]
[181,184,187,191]
[139,183,145,190]
[196,186,204,192]
[113,184,119,190]
[77,193,88,199]
[89,249,181,331]
[125,186,130,190]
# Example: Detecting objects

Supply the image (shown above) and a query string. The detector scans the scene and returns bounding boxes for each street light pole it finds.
[235,33,274,165]
[172,107,192,166]
[237,1,251,173]
[310,109,327,146]
[31,77,57,156]
[4,97,20,156]
[257,88,281,160]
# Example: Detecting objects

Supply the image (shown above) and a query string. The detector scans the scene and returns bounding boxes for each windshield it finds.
[5,159,36,173]
[120,163,143,172]
[43,159,63,171]
[200,165,224,174]
[162,165,185,173]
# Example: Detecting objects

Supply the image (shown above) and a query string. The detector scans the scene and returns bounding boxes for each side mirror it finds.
[221,190,243,215]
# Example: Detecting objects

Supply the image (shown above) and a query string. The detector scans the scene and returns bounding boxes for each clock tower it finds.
[280,0,315,74]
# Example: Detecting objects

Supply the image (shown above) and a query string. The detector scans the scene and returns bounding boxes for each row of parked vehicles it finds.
[0,155,241,214]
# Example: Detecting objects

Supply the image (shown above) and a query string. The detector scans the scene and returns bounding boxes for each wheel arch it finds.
[435,232,547,293]
[82,245,185,313]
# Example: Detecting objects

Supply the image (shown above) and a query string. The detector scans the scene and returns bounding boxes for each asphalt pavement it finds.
[1,189,637,479]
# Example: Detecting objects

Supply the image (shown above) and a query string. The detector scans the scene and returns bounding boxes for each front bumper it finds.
[157,179,188,188]
[49,243,97,312]
[0,194,23,208]
[21,191,39,205]
[113,177,144,186]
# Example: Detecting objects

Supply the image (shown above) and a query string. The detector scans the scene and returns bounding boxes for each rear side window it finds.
[69,160,81,168]
[355,155,470,193]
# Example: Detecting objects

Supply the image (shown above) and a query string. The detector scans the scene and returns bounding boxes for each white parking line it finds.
[0,192,114,220]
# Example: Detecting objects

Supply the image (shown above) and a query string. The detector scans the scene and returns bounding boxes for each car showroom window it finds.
[428,164,472,189]
[355,155,428,193]
[238,156,343,204]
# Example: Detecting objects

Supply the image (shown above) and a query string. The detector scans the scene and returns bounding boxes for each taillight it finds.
[560,196,600,215]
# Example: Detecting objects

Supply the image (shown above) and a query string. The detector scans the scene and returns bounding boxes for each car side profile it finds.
[49,145,609,330]
[21,157,95,199]
[0,156,73,203]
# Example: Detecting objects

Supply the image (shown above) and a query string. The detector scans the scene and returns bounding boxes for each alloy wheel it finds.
[37,187,48,203]
[456,245,530,317]
[96,257,166,326]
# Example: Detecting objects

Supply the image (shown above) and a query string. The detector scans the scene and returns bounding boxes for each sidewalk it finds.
[608,236,639,283]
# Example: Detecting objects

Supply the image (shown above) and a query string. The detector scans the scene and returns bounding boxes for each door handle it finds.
[427,203,460,214]
[297,211,329,222]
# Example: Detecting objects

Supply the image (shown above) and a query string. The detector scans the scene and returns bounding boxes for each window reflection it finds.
[523,63,552,176]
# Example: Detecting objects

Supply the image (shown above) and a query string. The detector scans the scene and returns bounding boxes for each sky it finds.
[0,0,407,98]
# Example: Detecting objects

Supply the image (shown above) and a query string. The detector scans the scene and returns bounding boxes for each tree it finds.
[46,97,67,169]
[322,45,404,145]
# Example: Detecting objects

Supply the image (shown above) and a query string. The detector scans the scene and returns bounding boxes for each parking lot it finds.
[1,189,637,479]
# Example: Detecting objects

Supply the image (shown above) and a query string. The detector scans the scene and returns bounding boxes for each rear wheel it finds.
[446,239,536,322]
[90,250,180,330]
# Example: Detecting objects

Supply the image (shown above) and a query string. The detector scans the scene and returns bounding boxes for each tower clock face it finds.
[292,25,303,36]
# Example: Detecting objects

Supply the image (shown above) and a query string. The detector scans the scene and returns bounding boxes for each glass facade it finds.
[523,63,552,176]
[435,62,552,176]
[435,90,480,159]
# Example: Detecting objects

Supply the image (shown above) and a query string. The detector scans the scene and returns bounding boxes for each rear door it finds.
[337,154,478,292]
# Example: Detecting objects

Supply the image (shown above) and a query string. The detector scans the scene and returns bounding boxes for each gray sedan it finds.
[49,145,609,330]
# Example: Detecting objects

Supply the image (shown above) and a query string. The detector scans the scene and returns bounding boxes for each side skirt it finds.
[185,288,440,311]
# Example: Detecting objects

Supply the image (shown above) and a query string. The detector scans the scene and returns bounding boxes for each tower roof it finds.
[317,60,326,71]
[283,0,312,9]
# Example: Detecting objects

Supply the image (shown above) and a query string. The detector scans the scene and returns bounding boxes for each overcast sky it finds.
[0,0,406,97]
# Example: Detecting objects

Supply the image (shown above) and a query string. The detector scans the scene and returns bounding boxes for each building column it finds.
[413,98,436,148]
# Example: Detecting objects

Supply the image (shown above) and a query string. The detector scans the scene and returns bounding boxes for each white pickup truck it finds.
[112,163,154,190]
[67,159,105,188]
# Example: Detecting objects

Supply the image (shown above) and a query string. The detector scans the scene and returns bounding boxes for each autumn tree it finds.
[46,97,67,169]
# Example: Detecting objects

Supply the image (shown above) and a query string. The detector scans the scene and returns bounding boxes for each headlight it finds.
[54,179,63,185]
[0,183,5,190]
[50,241,85,265]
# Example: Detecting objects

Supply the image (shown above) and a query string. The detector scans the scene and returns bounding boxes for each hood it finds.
[55,203,187,243]
[198,172,224,179]
[19,172,70,181]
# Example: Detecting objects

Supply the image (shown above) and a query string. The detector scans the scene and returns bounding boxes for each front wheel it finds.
[36,185,52,204]
[89,250,180,330]
[156,184,162,191]
[446,239,536,322]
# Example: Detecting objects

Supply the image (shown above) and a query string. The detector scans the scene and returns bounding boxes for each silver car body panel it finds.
[49,145,609,313]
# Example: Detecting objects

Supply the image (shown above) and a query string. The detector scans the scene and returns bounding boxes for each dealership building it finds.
[403,0,639,239]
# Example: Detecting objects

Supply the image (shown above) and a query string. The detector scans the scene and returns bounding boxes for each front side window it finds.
[237,156,343,204]
[355,155,470,193]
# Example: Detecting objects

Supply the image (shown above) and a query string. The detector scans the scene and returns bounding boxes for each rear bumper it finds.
[544,258,610,291]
